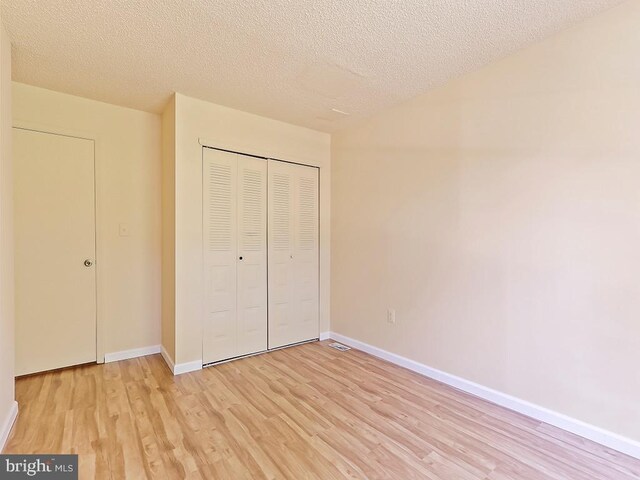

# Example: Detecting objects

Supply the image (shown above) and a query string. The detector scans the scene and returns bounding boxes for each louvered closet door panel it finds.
[203,149,238,364]
[268,160,295,349]
[292,164,320,343]
[236,156,268,356]
[268,160,319,349]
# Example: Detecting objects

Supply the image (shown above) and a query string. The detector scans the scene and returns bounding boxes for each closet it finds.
[202,147,319,365]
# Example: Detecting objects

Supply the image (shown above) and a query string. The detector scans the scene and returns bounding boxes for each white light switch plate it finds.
[119,223,130,237]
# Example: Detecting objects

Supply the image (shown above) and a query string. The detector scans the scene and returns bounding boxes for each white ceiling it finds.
[1,0,625,132]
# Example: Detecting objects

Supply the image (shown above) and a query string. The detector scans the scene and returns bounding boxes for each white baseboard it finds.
[174,359,202,375]
[319,331,331,341]
[160,345,202,375]
[104,345,161,363]
[329,332,640,460]
[160,345,175,373]
[0,401,18,453]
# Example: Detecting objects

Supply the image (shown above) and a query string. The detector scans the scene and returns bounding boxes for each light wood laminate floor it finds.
[5,340,640,479]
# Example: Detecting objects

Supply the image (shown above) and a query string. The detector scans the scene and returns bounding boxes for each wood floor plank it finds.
[4,340,639,479]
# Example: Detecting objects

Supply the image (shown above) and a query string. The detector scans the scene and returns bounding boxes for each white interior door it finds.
[292,164,319,343]
[203,148,267,364]
[268,160,319,349]
[203,149,238,364]
[236,155,267,356]
[267,161,295,349]
[14,128,97,376]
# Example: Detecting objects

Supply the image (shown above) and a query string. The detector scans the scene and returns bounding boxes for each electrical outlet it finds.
[387,308,396,324]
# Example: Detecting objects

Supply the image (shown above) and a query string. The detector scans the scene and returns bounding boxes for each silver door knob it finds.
[84,259,93,267]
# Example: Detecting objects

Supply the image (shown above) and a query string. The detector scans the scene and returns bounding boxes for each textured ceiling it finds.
[1,0,625,131]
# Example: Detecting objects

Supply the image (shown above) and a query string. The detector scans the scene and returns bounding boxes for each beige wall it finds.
[167,93,330,364]
[0,16,15,450]
[13,83,162,357]
[161,96,176,360]
[331,0,640,441]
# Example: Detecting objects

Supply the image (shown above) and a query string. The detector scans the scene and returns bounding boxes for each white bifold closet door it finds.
[268,160,319,349]
[203,148,267,364]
